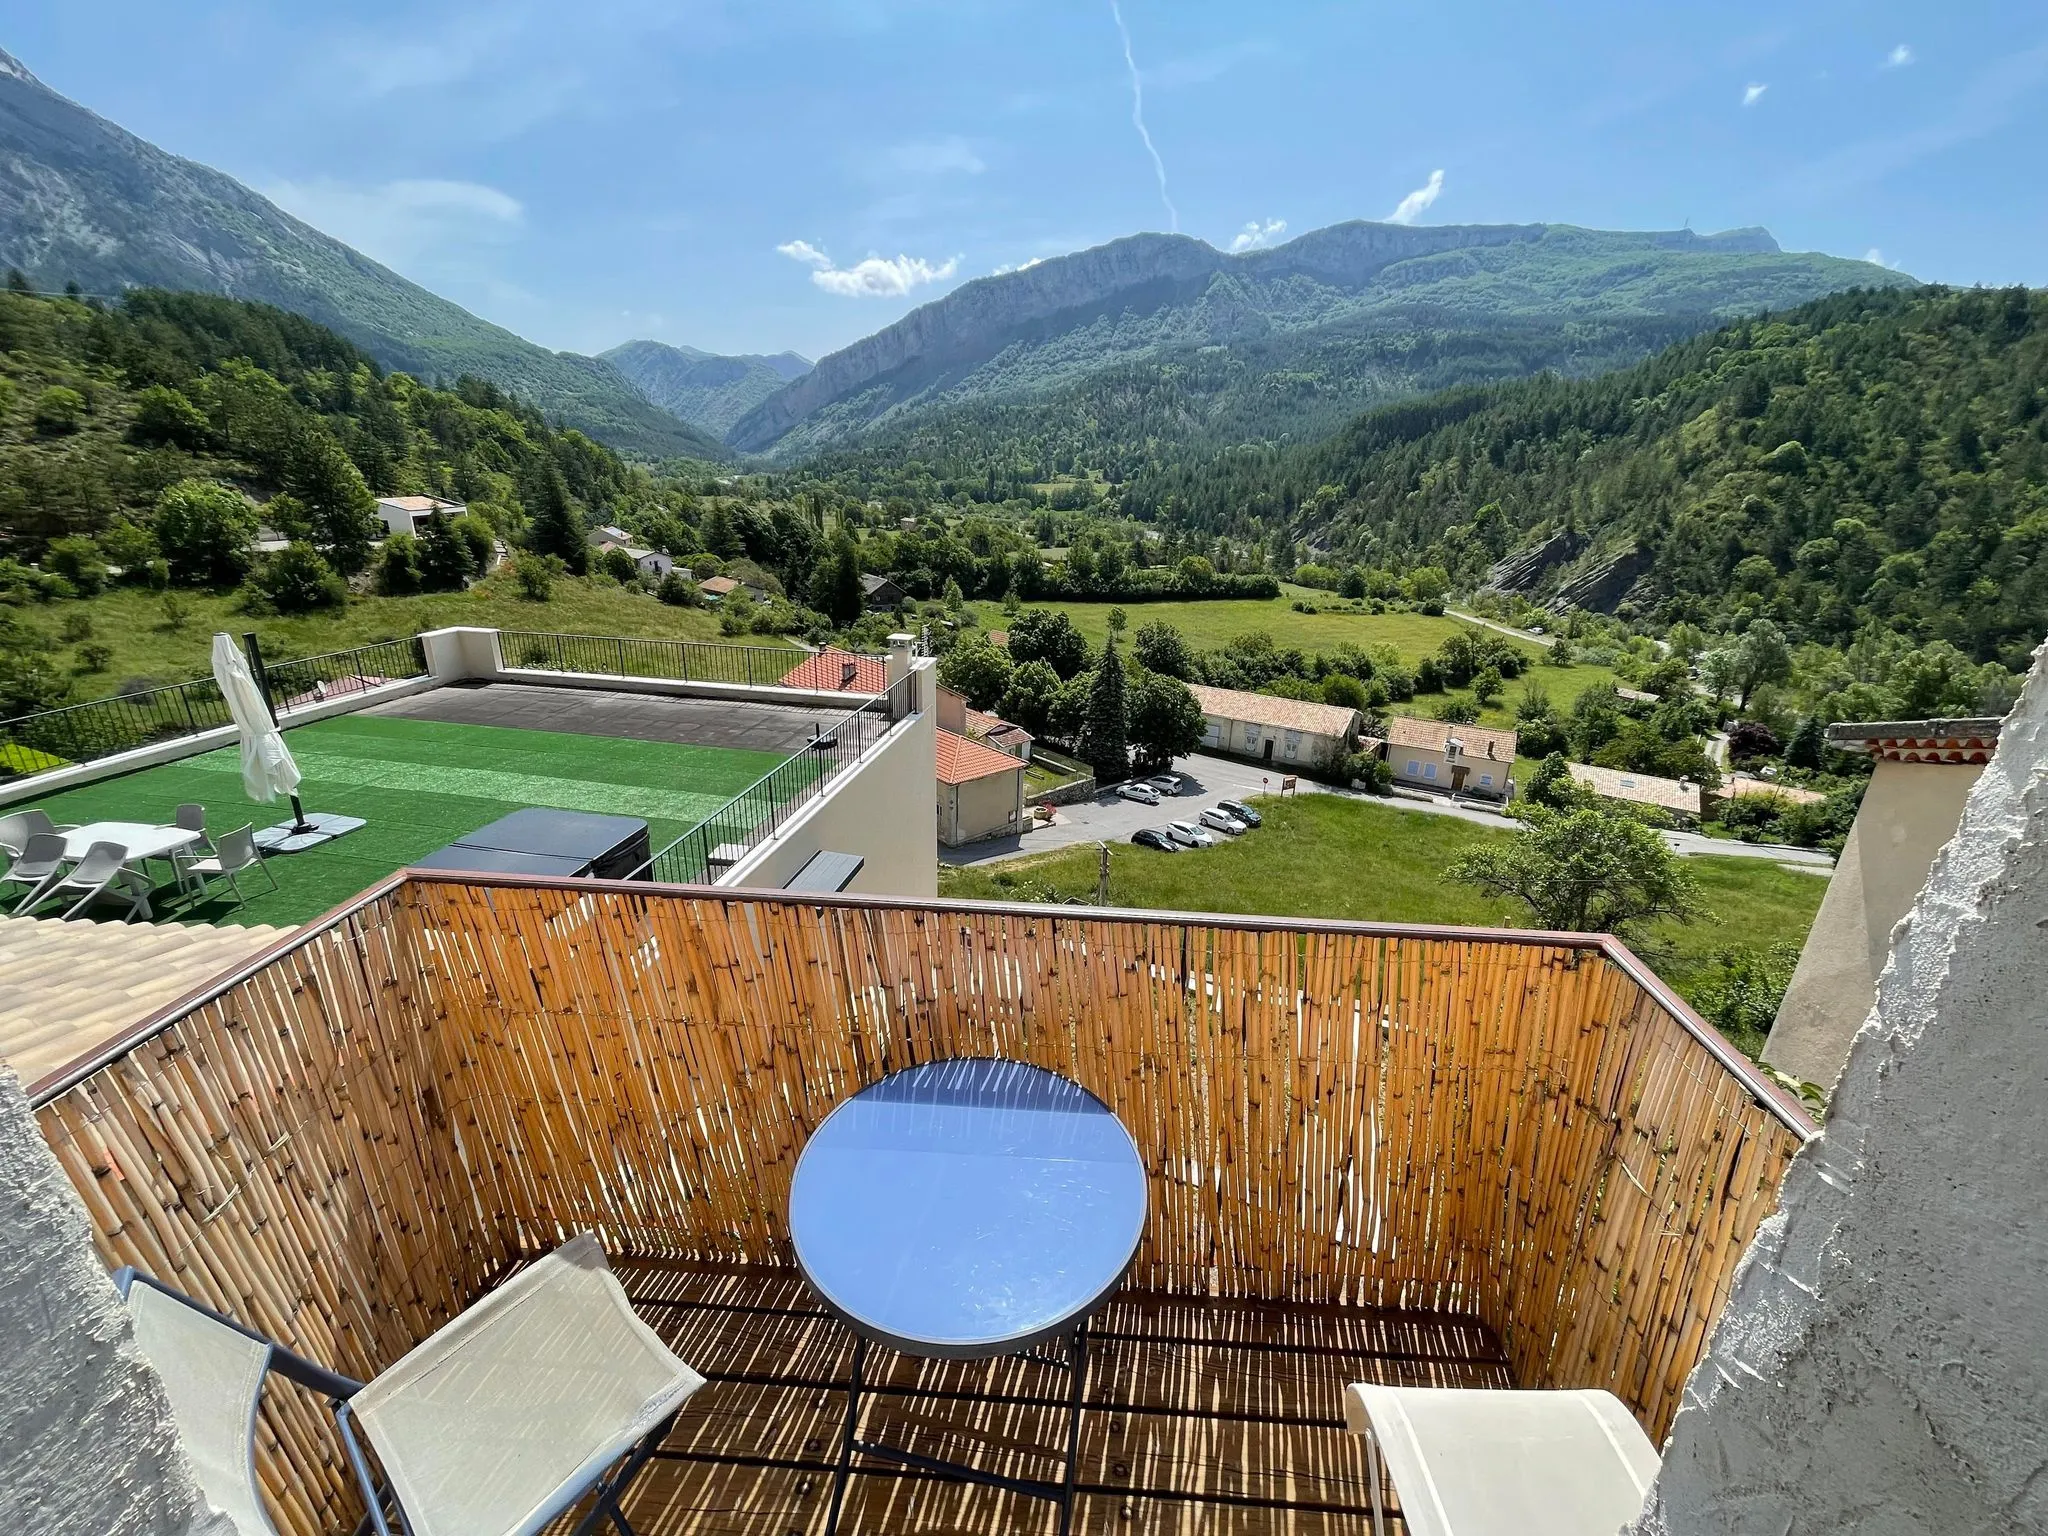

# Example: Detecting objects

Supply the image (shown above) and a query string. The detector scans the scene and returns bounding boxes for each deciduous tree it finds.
[1445,805,1704,937]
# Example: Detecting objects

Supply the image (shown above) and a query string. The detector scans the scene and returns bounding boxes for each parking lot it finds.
[939,751,1326,866]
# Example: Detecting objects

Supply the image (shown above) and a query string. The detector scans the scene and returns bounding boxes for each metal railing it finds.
[0,636,427,780]
[633,672,916,884]
[499,631,822,689]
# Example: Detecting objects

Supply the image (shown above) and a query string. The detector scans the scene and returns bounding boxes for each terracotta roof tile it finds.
[1566,762,1702,815]
[778,647,889,693]
[1185,684,1360,738]
[1383,714,1519,763]
[936,728,1025,784]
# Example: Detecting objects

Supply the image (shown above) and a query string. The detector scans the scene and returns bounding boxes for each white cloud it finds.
[776,239,833,268]
[261,177,524,269]
[1386,170,1444,225]
[1886,44,1915,68]
[779,241,959,297]
[1864,247,1902,269]
[993,256,1047,275]
[1228,218,1287,253]
[1743,82,1769,106]
[887,136,985,176]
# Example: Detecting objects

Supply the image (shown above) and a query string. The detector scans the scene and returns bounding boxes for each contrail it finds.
[1108,0,1178,232]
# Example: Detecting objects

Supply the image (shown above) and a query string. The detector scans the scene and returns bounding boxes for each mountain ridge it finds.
[601,338,812,438]
[0,47,724,461]
[730,221,1910,457]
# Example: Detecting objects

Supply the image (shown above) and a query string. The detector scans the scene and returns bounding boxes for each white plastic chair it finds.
[181,825,278,907]
[3,832,68,905]
[0,807,71,856]
[27,840,152,921]
[1342,1384,1660,1536]
[170,802,218,894]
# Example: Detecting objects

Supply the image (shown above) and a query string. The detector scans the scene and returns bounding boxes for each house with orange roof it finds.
[1186,684,1360,773]
[936,728,1026,846]
[1380,715,1519,800]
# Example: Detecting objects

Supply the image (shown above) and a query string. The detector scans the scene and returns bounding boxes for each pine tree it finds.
[1080,635,1131,783]
[528,465,589,574]
[809,533,865,625]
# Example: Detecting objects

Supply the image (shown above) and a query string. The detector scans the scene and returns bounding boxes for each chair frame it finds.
[117,1261,686,1536]
[182,823,280,908]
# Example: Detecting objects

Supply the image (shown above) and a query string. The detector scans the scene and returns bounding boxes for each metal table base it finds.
[823,1322,1092,1536]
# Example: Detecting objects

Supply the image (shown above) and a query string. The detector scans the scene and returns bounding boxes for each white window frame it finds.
[1423,762,1438,780]
[1405,760,1422,776]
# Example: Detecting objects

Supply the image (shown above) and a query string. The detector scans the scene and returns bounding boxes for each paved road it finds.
[1448,609,1555,648]
[942,750,1834,871]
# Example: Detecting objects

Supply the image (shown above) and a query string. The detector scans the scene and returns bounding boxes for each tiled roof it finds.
[1825,717,2004,764]
[936,728,1024,784]
[1567,762,1702,815]
[1383,714,1519,764]
[778,647,889,693]
[698,576,740,596]
[1186,684,1360,738]
[378,494,460,512]
[0,915,293,1092]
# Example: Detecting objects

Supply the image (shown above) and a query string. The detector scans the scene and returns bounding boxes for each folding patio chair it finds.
[118,1234,705,1536]
[3,832,68,904]
[1342,1384,1661,1536]
[115,1267,366,1536]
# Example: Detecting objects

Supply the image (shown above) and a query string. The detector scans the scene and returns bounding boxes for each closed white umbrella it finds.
[212,632,302,805]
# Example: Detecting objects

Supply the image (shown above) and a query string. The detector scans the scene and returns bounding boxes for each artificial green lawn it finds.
[937,794,1829,1049]
[26,716,792,927]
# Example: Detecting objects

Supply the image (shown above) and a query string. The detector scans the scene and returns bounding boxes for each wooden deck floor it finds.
[572,1260,1512,1536]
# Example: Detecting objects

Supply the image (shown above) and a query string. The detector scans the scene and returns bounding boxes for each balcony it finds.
[27,875,1810,1535]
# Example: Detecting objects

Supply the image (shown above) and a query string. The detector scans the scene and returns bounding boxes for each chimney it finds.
[886,633,916,718]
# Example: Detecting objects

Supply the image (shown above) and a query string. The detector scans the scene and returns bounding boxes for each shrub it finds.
[59,612,93,643]
[33,385,86,435]
[1433,697,1480,724]
[98,521,158,580]
[43,536,106,596]
[1347,754,1394,794]
[249,543,346,613]
[513,552,561,600]
[657,570,700,607]
[129,384,212,450]
[600,546,639,585]
[450,513,497,574]
[75,642,113,674]
[375,534,424,596]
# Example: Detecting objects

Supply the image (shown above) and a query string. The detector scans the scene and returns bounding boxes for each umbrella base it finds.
[255,812,366,854]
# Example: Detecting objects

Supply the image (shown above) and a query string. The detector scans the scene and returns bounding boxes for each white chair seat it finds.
[1343,1384,1660,1536]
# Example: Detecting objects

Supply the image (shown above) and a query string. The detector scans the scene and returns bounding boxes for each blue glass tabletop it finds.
[788,1058,1147,1358]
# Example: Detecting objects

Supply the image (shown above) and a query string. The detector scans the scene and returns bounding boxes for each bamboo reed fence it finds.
[30,873,1811,1536]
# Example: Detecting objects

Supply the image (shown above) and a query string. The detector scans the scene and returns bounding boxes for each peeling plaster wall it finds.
[0,1066,230,1536]
[1631,649,2048,1534]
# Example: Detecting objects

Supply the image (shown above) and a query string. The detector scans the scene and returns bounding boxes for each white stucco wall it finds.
[726,681,938,897]
[0,1066,231,1536]
[1630,645,2048,1535]
[1767,757,1985,1087]
[940,768,1025,847]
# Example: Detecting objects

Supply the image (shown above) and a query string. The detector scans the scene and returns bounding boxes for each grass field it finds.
[23,715,792,927]
[17,567,793,703]
[970,590,1622,739]
[937,794,1828,1052]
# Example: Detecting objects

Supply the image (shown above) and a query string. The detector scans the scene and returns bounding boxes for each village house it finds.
[374,494,465,537]
[860,573,907,608]
[935,727,1027,846]
[1565,761,1702,820]
[1186,684,1360,772]
[1379,716,1518,799]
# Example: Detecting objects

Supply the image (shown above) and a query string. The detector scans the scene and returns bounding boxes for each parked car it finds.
[1215,798,1263,828]
[1167,820,1215,849]
[1144,773,1185,796]
[1200,807,1248,835]
[1130,828,1180,852]
[1116,782,1161,805]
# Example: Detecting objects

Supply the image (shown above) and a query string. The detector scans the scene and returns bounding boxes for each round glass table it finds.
[788,1057,1147,1534]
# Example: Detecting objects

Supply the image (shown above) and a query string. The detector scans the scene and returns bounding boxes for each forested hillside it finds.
[1155,286,2048,669]
[602,341,811,438]
[0,49,723,459]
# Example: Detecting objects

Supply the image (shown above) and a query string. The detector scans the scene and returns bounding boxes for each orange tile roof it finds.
[1383,714,1519,763]
[936,728,1025,785]
[1720,773,1828,806]
[699,575,741,596]
[1185,684,1360,739]
[778,647,889,693]
[1567,762,1702,815]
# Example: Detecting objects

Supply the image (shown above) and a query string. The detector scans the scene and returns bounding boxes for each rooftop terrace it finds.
[25,874,1811,1536]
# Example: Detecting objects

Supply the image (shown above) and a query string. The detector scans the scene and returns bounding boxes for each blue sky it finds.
[11,1,2046,361]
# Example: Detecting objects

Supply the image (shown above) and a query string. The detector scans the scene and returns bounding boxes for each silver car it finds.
[1167,819,1215,849]
[1200,806,1248,835]
[1116,782,1161,805]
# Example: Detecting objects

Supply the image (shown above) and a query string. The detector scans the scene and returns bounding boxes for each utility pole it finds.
[1096,842,1111,906]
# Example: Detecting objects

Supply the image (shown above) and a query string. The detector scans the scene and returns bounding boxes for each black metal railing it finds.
[499,631,824,689]
[0,637,428,781]
[634,673,916,883]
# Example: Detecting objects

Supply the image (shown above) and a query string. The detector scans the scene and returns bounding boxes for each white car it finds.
[1200,807,1248,835]
[1167,820,1215,848]
[1144,773,1184,796]
[1116,782,1162,805]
